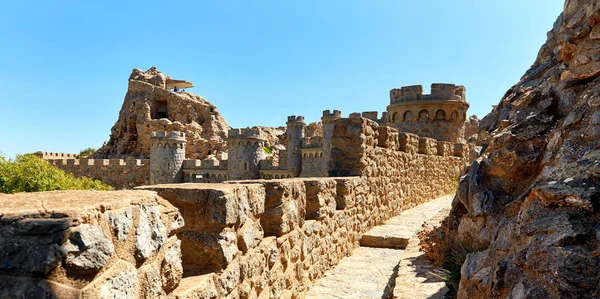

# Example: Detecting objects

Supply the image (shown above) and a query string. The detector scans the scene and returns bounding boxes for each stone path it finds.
[306,195,452,299]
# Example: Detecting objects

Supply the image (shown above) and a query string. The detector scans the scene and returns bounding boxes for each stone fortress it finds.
[39,80,475,189]
[14,69,481,298]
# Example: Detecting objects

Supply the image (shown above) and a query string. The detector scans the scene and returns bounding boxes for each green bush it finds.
[264,145,274,155]
[77,147,96,158]
[0,153,112,193]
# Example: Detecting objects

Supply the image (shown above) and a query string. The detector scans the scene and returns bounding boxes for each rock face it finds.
[463,114,480,143]
[94,67,229,160]
[449,1,600,297]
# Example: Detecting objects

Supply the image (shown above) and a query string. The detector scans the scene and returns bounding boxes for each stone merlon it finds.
[228,128,267,140]
[389,83,467,104]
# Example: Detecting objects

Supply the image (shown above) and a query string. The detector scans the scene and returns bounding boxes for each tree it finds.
[0,153,112,193]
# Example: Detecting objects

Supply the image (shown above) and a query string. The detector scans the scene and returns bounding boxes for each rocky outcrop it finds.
[94,67,229,160]
[449,1,600,297]
[463,115,480,143]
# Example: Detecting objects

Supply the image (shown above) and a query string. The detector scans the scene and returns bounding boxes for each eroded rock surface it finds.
[94,67,229,160]
[448,1,600,297]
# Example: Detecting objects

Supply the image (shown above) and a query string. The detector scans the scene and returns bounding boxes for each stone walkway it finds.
[306,195,452,299]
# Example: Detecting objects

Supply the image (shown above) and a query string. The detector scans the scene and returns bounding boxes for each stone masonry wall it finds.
[330,116,470,209]
[135,116,472,298]
[48,158,149,189]
[0,190,184,298]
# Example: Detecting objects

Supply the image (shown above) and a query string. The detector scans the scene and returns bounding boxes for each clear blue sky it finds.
[0,0,564,158]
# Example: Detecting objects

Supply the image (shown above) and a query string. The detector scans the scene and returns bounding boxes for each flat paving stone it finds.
[306,195,454,299]
[359,196,453,249]
[305,247,404,299]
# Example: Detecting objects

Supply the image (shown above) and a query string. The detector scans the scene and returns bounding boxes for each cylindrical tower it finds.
[386,83,469,143]
[286,115,306,176]
[227,128,267,180]
[149,131,186,184]
[321,110,342,176]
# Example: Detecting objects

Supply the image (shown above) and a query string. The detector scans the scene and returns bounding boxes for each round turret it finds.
[149,131,186,184]
[321,110,342,176]
[387,83,469,142]
[227,128,267,180]
[286,116,306,176]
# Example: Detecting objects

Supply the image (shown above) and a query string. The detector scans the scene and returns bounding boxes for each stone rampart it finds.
[48,158,150,189]
[330,117,470,209]
[132,116,473,298]
[0,190,184,298]
[34,151,78,159]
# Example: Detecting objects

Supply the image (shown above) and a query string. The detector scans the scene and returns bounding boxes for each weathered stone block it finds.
[454,142,469,158]
[178,228,238,272]
[137,184,265,231]
[398,132,419,154]
[0,190,183,297]
[304,179,337,220]
[437,141,454,156]
[418,137,437,155]
[260,180,306,237]
[377,126,399,150]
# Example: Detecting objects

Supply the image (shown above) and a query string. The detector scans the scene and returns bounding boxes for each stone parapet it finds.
[34,151,78,159]
[228,128,267,140]
[0,190,184,298]
[47,158,149,189]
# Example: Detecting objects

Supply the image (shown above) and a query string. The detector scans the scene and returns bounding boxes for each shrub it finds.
[77,147,96,158]
[0,153,112,193]
[264,145,274,155]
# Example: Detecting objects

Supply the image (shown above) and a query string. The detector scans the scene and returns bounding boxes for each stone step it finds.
[359,195,453,249]
[306,195,454,299]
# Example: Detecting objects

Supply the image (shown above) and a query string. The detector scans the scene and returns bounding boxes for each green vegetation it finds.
[77,147,96,158]
[264,145,274,155]
[0,153,112,194]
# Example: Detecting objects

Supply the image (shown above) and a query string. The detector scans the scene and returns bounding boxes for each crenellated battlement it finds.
[150,130,186,139]
[301,136,324,148]
[228,128,266,140]
[34,151,78,159]
[286,115,305,123]
[44,158,149,189]
[389,83,466,104]
[322,109,342,118]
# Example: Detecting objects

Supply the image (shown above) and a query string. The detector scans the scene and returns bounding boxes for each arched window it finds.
[418,110,429,122]
[403,111,413,122]
[244,161,249,172]
[435,109,446,121]
[391,112,398,123]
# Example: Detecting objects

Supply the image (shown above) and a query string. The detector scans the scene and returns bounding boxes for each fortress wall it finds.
[34,151,78,159]
[138,177,369,298]
[47,158,150,189]
[330,117,472,209]
[0,190,184,298]
[300,149,325,177]
[134,118,474,297]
